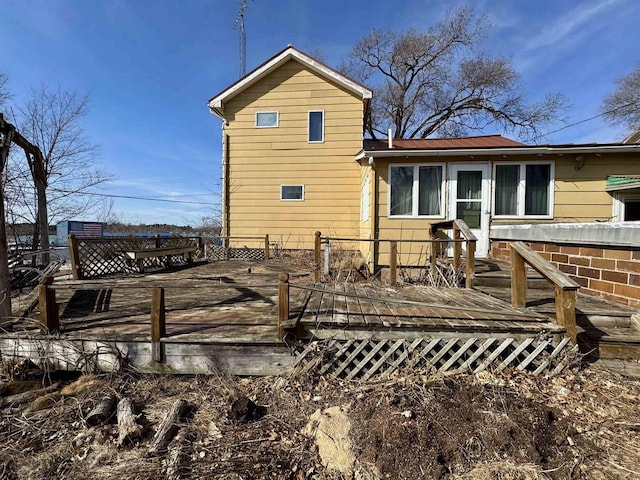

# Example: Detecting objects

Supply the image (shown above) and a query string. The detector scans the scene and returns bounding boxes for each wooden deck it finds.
[1,260,572,376]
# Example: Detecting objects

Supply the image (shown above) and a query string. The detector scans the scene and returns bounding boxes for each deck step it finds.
[473,274,551,289]
[578,327,640,361]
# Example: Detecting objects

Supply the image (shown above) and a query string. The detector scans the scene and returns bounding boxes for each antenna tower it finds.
[234,1,250,78]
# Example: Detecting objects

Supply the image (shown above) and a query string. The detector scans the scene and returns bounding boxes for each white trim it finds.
[361,173,370,223]
[361,144,640,159]
[387,163,446,218]
[255,111,279,128]
[492,161,554,219]
[308,110,324,143]
[449,162,491,257]
[612,192,640,221]
[208,47,372,118]
[280,184,304,201]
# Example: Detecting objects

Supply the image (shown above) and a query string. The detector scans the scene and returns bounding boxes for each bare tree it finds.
[13,86,110,249]
[602,63,640,134]
[0,72,11,108]
[341,6,565,140]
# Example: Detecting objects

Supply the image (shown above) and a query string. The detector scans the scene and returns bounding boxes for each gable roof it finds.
[208,45,373,119]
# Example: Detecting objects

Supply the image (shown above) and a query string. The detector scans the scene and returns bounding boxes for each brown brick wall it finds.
[490,241,640,309]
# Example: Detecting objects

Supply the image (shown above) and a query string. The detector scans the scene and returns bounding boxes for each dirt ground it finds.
[1,360,639,480]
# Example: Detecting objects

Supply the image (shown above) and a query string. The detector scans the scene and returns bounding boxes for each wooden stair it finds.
[474,259,640,364]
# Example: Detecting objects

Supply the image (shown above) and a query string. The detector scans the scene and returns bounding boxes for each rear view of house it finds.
[209,46,640,271]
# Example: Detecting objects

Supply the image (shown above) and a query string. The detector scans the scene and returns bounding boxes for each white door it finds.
[448,163,490,257]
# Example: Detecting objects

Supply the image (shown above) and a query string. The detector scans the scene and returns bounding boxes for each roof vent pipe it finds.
[388,128,393,149]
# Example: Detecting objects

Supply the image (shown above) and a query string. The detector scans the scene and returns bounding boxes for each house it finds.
[208,46,640,269]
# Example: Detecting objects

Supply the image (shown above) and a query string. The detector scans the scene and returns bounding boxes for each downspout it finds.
[371,158,380,275]
[221,123,230,238]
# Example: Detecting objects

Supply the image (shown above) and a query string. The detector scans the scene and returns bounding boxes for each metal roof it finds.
[606,175,640,191]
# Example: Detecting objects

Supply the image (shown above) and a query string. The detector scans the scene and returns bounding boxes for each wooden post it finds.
[389,241,398,286]
[264,234,270,260]
[197,236,204,258]
[555,286,577,342]
[452,225,461,269]
[38,276,59,334]
[277,273,289,340]
[429,241,437,275]
[155,234,162,249]
[323,240,331,276]
[151,287,166,362]
[68,234,83,280]
[314,231,321,282]
[510,246,527,308]
[465,240,476,289]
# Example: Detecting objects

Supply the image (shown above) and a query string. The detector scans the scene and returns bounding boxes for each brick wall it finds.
[491,241,640,309]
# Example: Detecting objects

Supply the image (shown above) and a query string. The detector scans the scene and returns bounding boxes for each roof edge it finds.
[208,45,372,115]
[361,144,640,158]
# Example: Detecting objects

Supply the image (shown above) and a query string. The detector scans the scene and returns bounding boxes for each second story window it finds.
[256,111,279,128]
[308,111,324,142]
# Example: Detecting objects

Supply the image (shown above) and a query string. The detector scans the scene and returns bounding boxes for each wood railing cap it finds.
[510,241,580,290]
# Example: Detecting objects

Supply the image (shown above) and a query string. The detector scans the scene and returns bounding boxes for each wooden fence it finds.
[69,235,204,279]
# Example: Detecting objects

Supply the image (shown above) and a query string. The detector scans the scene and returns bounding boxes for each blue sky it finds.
[1,0,639,226]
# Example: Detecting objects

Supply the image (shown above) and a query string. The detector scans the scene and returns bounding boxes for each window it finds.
[256,111,278,128]
[494,162,553,217]
[280,184,304,201]
[613,193,640,221]
[389,164,444,217]
[361,174,370,222]
[308,111,324,142]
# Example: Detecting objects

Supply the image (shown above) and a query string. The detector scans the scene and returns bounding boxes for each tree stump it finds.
[117,397,143,446]
[86,393,117,427]
[147,399,190,456]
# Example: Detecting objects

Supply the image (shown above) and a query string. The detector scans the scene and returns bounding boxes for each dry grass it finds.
[0,362,639,479]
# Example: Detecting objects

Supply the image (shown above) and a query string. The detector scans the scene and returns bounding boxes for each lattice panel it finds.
[292,336,574,379]
[78,237,200,278]
[206,245,265,261]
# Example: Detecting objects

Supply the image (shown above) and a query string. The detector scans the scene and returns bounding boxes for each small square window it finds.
[256,111,278,128]
[308,111,324,142]
[281,185,304,201]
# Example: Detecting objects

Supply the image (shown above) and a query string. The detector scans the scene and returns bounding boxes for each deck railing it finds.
[509,241,580,342]
[314,219,477,287]
[69,234,205,279]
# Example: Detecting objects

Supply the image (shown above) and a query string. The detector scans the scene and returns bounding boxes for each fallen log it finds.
[86,393,117,427]
[117,397,143,446]
[148,399,190,456]
[0,383,60,408]
[166,428,193,480]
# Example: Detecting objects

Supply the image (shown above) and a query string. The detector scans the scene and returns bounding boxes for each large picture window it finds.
[389,164,444,217]
[494,162,553,217]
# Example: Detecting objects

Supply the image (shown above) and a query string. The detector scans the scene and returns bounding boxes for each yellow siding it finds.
[224,59,364,249]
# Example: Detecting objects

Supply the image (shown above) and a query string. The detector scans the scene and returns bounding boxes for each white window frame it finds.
[492,161,555,219]
[387,163,446,218]
[612,192,640,221]
[308,110,324,143]
[255,111,279,128]
[361,173,370,222]
[280,184,304,201]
